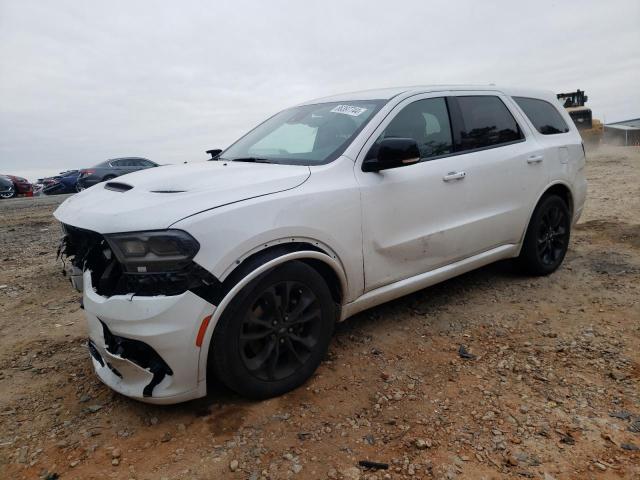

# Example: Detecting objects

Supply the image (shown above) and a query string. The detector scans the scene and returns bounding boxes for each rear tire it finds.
[519,194,571,275]
[210,261,336,399]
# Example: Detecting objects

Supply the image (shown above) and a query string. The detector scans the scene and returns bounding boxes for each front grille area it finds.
[59,224,220,300]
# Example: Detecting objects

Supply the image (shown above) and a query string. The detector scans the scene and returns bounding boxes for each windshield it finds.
[220,100,385,166]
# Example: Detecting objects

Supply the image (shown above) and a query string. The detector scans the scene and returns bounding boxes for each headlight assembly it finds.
[105,230,200,273]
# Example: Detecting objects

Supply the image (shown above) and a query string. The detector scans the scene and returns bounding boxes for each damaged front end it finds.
[99,320,173,397]
[58,224,219,402]
[58,224,220,300]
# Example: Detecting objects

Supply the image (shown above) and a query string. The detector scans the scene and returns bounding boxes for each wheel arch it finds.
[541,182,574,217]
[218,240,347,305]
[517,181,575,252]
[195,241,348,384]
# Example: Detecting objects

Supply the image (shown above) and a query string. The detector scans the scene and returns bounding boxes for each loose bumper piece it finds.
[100,320,173,397]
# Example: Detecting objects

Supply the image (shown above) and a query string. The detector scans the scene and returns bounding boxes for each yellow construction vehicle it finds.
[557,89,603,145]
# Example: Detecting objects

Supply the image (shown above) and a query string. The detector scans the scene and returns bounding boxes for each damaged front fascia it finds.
[57,224,222,303]
[100,320,173,397]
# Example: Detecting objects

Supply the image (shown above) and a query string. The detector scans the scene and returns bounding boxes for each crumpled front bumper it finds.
[82,271,214,404]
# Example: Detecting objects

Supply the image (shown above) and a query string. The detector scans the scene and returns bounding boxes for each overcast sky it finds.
[1,0,639,180]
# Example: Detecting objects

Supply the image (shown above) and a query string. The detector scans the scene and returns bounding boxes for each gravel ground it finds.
[0,147,639,480]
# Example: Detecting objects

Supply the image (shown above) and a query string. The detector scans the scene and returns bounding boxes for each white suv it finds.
[55,85,587,404]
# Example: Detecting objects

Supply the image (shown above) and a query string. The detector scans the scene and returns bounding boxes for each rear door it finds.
[446,93,549,250]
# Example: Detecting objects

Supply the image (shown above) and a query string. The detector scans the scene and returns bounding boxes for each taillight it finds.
[80,169,95,176]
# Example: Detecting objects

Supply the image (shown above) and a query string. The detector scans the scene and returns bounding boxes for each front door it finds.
[355,92,545,292]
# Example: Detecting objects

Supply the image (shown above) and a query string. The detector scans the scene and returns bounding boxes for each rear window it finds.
[513,97,569,135]
[454,96,523,151]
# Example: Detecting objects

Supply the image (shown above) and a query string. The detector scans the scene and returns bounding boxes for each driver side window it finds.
[379,97,453,159]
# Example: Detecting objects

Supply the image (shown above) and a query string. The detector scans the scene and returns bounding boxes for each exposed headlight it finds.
[105,230,200,273]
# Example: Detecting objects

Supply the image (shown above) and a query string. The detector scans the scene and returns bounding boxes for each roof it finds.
[299,85,558,105]
[604,124,640,131]
[606,118,640,128]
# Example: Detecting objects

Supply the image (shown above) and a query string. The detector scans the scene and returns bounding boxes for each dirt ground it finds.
[1,146,639,480]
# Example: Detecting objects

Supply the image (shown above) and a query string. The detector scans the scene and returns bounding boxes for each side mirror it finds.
[206,149,223,160]
[362,138,421,172]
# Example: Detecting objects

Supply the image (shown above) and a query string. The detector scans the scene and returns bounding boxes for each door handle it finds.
[443,171,466,182]
[527,154,544,164]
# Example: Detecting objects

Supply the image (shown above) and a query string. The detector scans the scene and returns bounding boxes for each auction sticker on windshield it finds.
[330,105,368,116]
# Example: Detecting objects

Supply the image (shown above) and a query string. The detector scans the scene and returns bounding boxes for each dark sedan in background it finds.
[0,174,33,198]
[77,157,158,190]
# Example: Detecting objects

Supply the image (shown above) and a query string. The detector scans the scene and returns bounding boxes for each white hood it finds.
[54,161,311,233]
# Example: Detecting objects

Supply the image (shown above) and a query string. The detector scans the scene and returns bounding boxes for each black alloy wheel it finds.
[239,281,323,382]
[210,261,335,399]
[536,203,569,267]
[519,194,571,275]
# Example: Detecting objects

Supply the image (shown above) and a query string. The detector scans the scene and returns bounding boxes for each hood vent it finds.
[104,182,133,192]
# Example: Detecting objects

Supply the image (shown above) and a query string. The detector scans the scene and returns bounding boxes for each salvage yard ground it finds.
[1,146,639,480]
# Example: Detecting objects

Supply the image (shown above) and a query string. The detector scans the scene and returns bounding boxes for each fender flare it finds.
[516,180,575,254]
[196,250,348,383]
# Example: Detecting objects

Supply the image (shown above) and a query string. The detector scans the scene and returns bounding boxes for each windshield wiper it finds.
[229,157,274,164]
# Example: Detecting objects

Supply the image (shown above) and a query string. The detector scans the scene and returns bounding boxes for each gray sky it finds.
[1,0,639,181]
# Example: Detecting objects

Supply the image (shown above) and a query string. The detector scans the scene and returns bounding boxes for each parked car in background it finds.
[55,85,586,404]
[40,170,81,195]
[77,157,158,191]
[0,175,16,199]
[0,175,33,198]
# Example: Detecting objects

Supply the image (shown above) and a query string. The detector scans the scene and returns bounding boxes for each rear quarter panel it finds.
[506,91,587,224]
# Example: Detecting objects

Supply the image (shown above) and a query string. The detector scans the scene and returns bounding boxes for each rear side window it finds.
[513,96,569,135]
[452,96,523,151]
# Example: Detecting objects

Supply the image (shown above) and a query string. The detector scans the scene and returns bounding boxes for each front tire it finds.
[210,261,336,399]
[519,194,571,275]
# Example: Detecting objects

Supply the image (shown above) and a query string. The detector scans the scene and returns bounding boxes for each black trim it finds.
[446,96,464,150]
[100,319,173,397]
[104,182,133,192]
[88,340,104,367]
